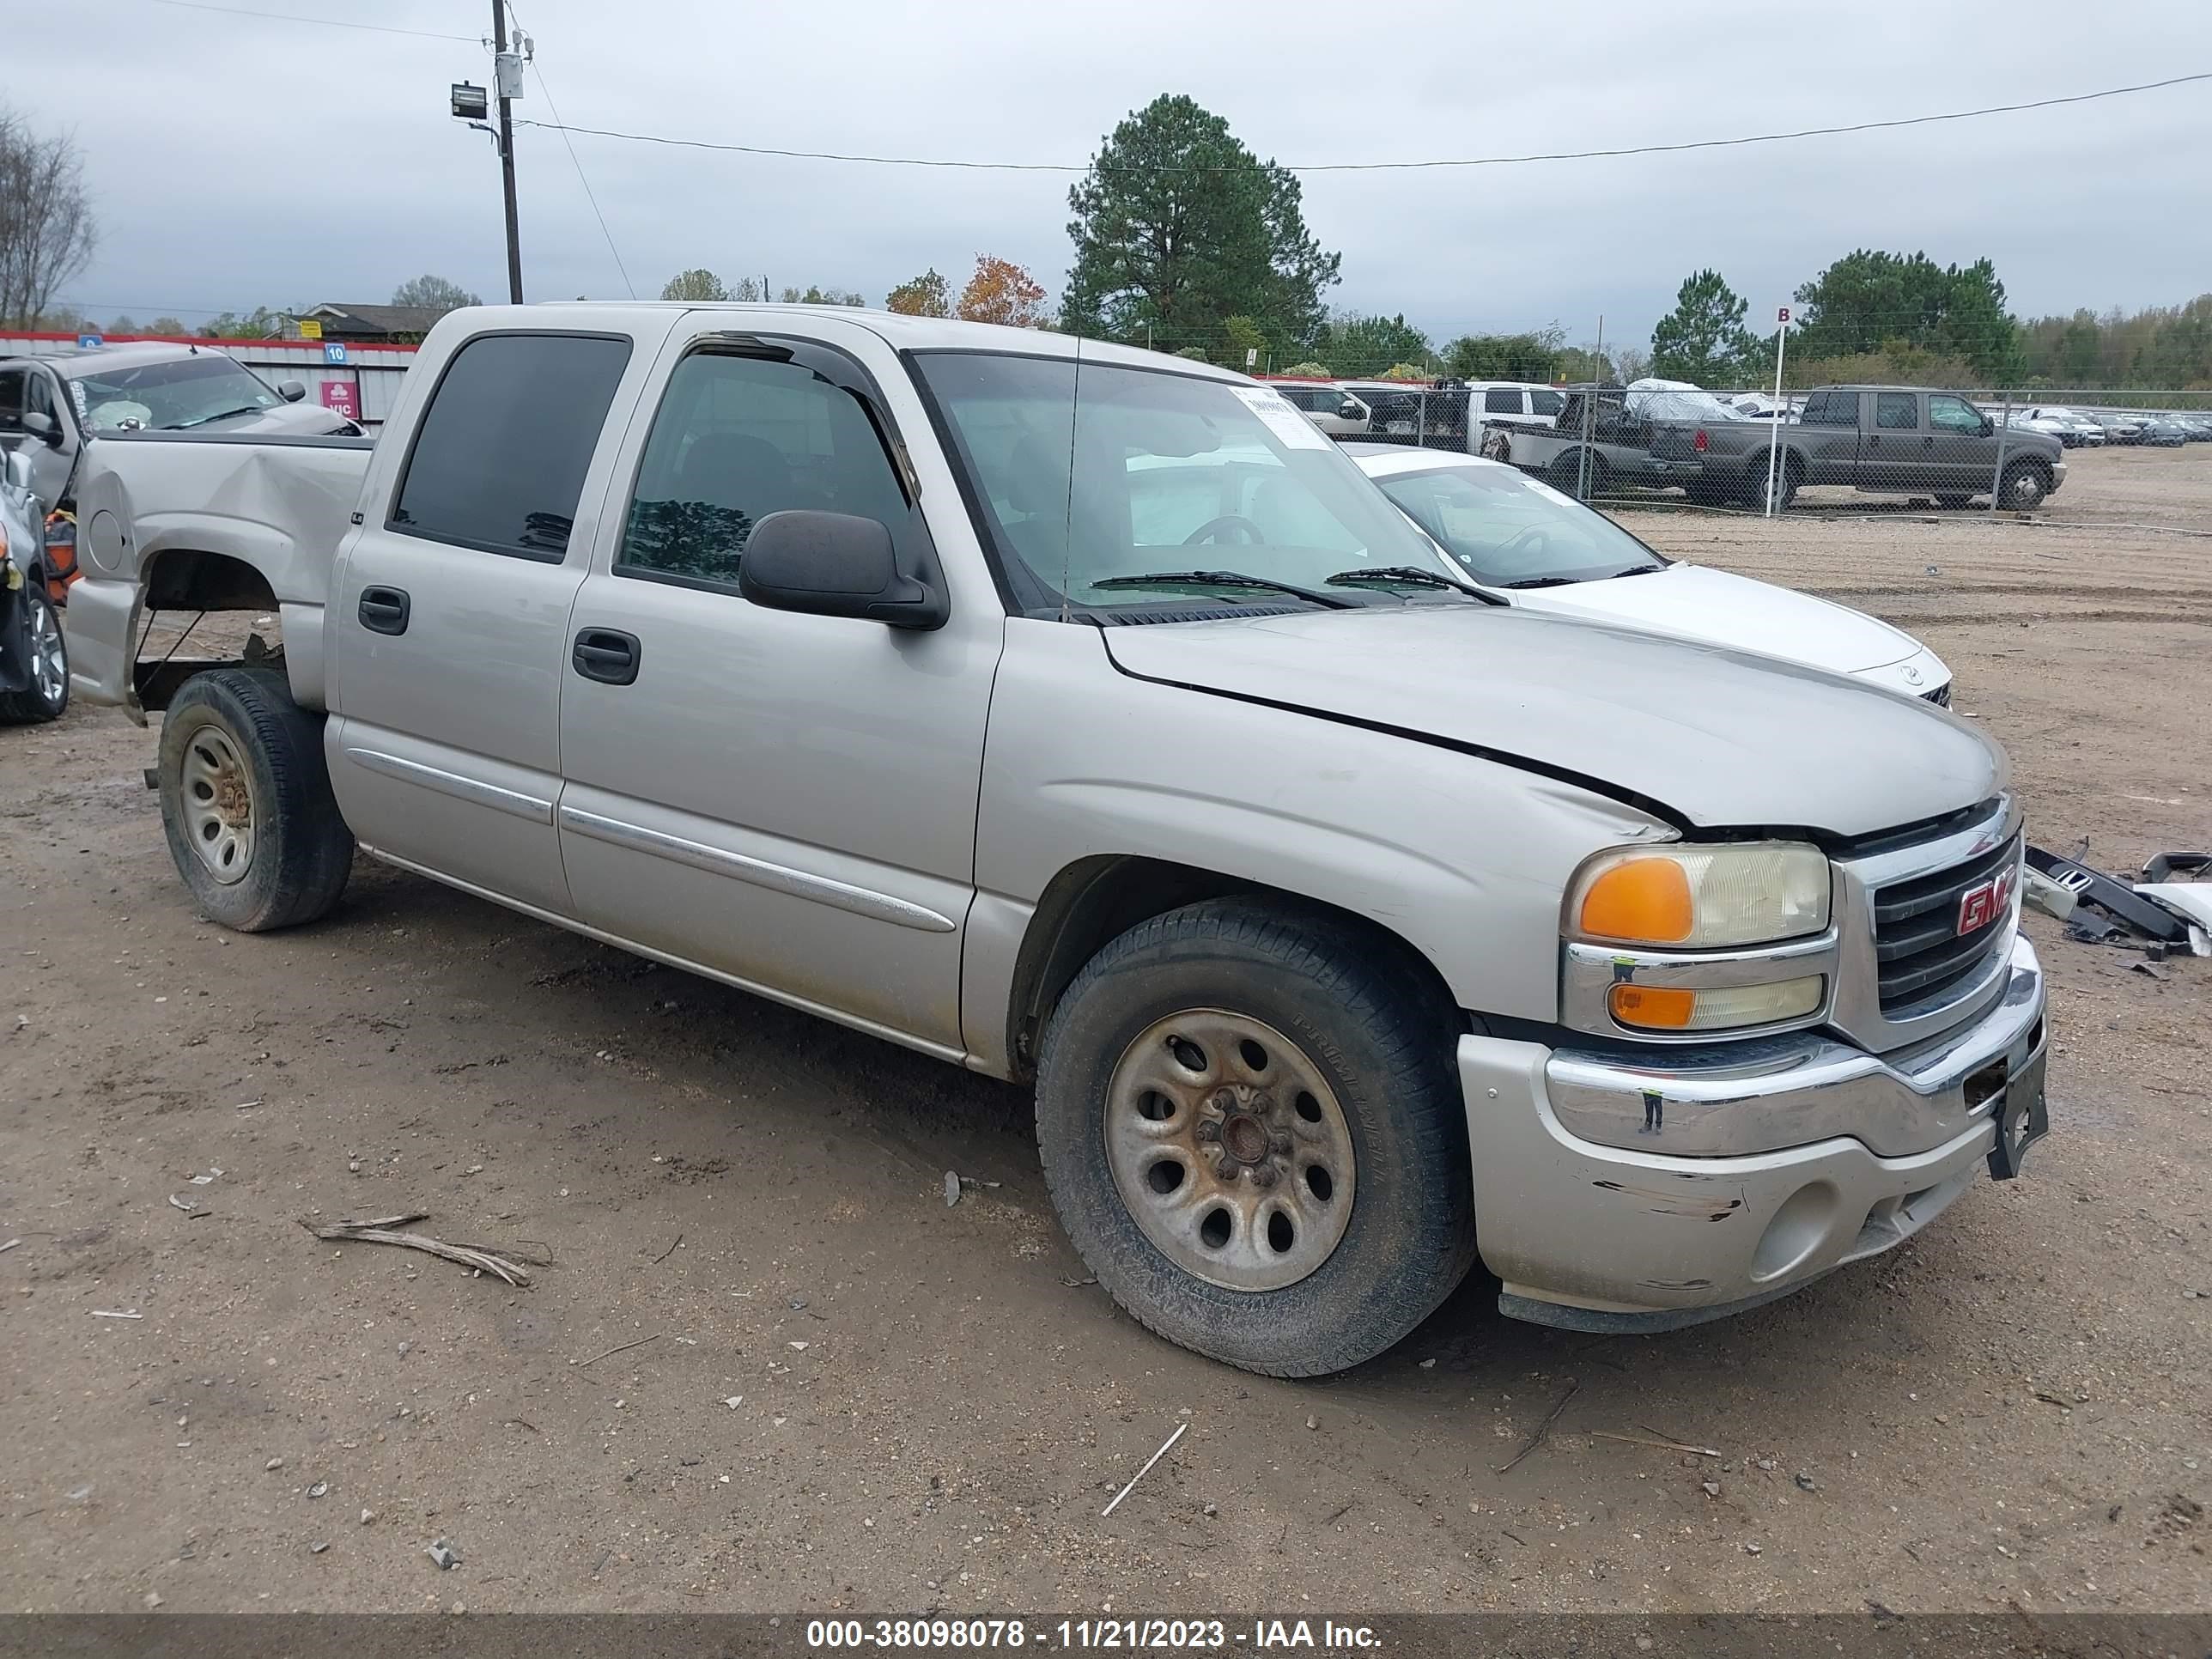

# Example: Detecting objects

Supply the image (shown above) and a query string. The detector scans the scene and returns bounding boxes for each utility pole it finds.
[492,0,522,303]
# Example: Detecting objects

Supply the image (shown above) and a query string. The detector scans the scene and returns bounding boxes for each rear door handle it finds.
[571,628,641,686]
[358,585,410,635]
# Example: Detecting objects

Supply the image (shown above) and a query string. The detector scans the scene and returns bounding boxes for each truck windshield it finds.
[1370,464,1666,586]
[66,355,282,432]
[914,350,1461,611]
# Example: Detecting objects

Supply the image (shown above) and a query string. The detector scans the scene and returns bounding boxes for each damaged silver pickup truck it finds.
[66,304,2051,1374]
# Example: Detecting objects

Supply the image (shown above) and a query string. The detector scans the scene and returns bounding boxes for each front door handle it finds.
[358,585,410,635]
[572,628,641,686]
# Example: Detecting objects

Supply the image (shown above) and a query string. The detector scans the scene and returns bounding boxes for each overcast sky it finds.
[13,0,2211,350]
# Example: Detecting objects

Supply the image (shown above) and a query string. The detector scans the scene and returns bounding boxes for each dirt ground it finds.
[3,443,2208,1619]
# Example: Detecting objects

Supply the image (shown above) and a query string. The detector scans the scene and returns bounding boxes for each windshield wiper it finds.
[1324,565,1497,604]
[1090,570,1357,610]
[1498,575,1583,590]
[172,405,266,429]
[1605,564,1665,579]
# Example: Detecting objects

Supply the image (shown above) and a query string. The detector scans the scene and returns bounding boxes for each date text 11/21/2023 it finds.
[805,1618,1381,1650]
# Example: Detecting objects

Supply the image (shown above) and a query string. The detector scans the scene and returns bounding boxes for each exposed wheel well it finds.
[143,548,280,613]
[1004,854,1459,1081]
[135,550,284,710]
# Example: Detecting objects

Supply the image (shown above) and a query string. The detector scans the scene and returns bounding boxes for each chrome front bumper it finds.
[1459,934,2046,1331]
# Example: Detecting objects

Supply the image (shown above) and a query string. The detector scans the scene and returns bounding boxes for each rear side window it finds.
[389,332,632,559]
[1875,392,1917,430]
[1484,387,1522,415]
[617,349,908,589]
[1801,389,1856,427]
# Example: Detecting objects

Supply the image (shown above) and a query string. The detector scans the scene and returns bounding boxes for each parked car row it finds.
[1271,377,1564,452]
[1988,406,2212,446]
[59,303,2046,1376]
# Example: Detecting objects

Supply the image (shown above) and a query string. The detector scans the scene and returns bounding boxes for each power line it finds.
[515,70,2211,175]
[505,3,636,299]
[121,0,477,41]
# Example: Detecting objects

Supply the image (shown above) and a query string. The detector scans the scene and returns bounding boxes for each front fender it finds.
[963,620,1669,1070]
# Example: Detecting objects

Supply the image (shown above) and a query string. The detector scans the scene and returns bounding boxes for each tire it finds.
[1741,455,1801,512]
[0,584,69,725]
[1997,459,2051,513]
[1034,897,1477,1377]
[157,666,353,932]
[1546,454,1594,499]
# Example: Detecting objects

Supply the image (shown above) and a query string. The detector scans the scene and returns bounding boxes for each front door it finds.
[555,319,997,1055]
[325,326,645,915]
[0,364,78,514]
[1926,393,1995,493]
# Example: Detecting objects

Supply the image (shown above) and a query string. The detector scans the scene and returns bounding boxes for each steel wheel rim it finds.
[29,597,64,707]
[1103,1009,1357,1292]
[178,722,255,884]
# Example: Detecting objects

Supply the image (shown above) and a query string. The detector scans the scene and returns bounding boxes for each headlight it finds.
[1569,842,1830,949]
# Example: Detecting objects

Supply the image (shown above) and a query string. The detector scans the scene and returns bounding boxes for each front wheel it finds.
[0,585,69,725]
[157,666,353,931]
[1998,460,2051,512]
[1034,898,1477,1376]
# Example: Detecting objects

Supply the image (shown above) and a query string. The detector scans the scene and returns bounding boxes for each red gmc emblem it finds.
[1957,866,2016,936]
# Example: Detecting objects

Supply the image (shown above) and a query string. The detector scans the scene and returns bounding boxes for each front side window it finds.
[66,353,281,432]
[1875,392,1917,430]
[915,353,1459,612]
[1376,464,1666,586]
[617,349,908,587]
[390,333,632,559]
[1929,394,1984,435]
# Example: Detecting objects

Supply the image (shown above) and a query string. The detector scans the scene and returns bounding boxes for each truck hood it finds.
[1503,562,1922,676]
[1100,604,2002,837]
[183,402,356,437]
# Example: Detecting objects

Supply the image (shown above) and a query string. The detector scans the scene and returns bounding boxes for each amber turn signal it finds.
[1578,857,1694,945]
[1607,984,1697,1029]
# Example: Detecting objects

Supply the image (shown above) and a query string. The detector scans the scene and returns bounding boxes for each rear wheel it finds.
[1034,897,1477,1376]
[0,586,69,725]
[1547,453,1606,500]
[157,666,353,931]
[1743,455,1802,512]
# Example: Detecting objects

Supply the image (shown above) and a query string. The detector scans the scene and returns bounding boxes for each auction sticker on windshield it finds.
[1525,477,1581,507]
[1231,386,1330,450]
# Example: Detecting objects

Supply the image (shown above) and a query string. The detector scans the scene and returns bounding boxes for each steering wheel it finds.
[1182,514,1267,546]
[1498,525,1552,560]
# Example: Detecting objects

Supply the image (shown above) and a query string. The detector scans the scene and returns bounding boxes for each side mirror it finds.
[2,448,30,493]
[1338,398,1361,421]
[21,410,61,447]
[738,510,947,630]
[279,380,307,403]
[1979,416,1995,436]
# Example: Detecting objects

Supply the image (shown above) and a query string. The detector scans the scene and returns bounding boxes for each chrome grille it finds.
[1871,835,2021,1014]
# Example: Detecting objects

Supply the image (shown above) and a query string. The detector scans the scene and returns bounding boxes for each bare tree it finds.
[0,106,97,329]
[389,273,480,314]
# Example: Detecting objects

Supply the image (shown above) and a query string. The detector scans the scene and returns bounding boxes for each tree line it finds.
[8,91,2208,393]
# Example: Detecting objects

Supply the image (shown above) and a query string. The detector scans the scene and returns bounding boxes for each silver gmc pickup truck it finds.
[66,304,2051,1376]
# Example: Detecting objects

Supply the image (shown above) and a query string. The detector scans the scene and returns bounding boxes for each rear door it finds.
[1793,388,1866,483]
[1861,390,1926,493]
[325,325,656,915]
[553,316,997,1054]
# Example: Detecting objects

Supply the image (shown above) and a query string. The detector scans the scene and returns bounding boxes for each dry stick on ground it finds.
[299,1214,533,1287]
[573,1333,659,1368]
[1591,1430,1723,1458]
[1495,1381,1579,1474]
[650,1232,683,1266]
[1100,1420,1188,1518]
